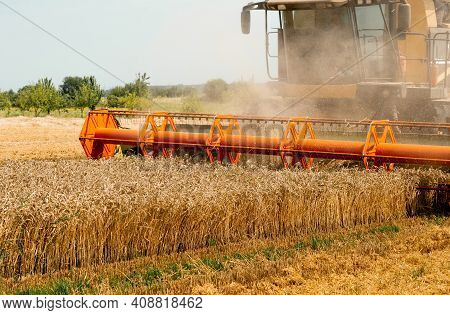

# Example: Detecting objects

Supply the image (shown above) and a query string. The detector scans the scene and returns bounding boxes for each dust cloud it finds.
[219,7,399,121]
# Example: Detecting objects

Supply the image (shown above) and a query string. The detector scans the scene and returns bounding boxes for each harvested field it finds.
[0,158,447,278]
[0,116,84,160]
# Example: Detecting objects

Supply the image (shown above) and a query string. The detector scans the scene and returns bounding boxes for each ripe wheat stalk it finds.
[0,158,446,277]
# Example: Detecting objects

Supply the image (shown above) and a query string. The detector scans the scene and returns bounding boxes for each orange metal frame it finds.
[80,110,450,169]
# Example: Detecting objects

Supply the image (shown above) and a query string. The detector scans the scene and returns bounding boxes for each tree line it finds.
[0,73,150,116]
[0,75,229,116]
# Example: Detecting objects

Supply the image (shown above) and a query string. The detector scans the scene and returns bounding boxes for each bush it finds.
[108,73,151,100]
[16,79,63,116]
[181,94,201,113]
[204,79,228,102]
[107,94,151,110]
[150,85,196,98]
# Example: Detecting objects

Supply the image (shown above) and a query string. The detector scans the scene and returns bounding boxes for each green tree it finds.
[121,93,139,109]
[109,85,128,98]
[124,73,151,98]
[106,73,152,109]
[73,77,102,113]
[60,76,85,101]
[106,93,148,110]
[106,95,121,108]
[0,91,13,116]
[15,85,32,111]
[204,79,228,102]
[16,79,63,116]
[107,85,127,108]
[6,90,16,105]
[109,73,151,98]
[60,76,102,113]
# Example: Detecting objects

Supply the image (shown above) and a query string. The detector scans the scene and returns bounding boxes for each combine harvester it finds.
[80,0,449,203]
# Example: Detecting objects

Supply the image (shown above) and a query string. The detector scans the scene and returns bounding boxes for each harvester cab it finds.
[242,0,450,123]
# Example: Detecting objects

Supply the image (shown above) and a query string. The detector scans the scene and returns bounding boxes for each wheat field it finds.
[0,158,446,278]
[0,116,448,295]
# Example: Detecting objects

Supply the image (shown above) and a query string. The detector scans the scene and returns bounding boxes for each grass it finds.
[428,215,446,226]
[181,262,195,271]
[144,267,163,285]
[310,237,333,250]
[207,238,218,247]
[231,252,255,261]
[165,264,182,280]
[15,279,72,295]
[262,246,283,261]
[294,241,307,251]
[411,266,426,279]
[202,258,224,271]
[370,225,400,234]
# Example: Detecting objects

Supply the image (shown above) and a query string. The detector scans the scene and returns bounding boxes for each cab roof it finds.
[243,0,384,11]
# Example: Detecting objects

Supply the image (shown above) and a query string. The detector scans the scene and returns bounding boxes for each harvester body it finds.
[242,0,450,122]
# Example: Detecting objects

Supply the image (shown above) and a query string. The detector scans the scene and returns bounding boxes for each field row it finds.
[1,216,448,295]
[0,158,446,277]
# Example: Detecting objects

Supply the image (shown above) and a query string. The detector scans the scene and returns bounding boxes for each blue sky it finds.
[0,0,267,90]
